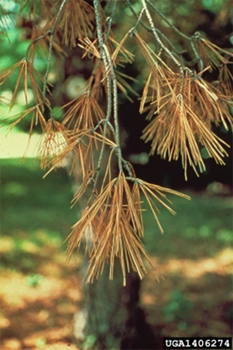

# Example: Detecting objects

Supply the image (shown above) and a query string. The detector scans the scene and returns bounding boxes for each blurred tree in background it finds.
[0,0,232,348]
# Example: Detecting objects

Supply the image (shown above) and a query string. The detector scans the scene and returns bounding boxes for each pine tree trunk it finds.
[74,254,163,349]
[74,258,142,349]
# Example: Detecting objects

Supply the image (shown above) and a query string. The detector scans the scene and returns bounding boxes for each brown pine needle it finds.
[66,172,190,284]
[141,69,231,179]
[62,93,107,134]
[56,0,96,48]
[37,119,68,169]
[197,36,233,69]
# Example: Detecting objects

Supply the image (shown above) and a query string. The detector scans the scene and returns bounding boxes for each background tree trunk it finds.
[74,257,161,349]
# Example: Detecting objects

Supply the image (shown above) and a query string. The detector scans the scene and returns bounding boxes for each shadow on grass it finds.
[143,191,233,261]
[1,160,78,278]
[142,270,233,342]
[1,158,77,235]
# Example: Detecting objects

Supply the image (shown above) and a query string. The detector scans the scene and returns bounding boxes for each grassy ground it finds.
[1,159,80,350]
[142,192,233,340]
[0,158,232,349]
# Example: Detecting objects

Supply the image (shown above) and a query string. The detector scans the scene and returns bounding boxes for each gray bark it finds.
[74,259,141,349]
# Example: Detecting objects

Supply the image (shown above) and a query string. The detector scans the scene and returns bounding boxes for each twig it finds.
[42,0,68,101]
[105,0,118,39]
[141,0,182,69]
[92,0,115,191]
[146,0,190,41]
[146,0,204,70]
[103,44,123,172]
[93,0,123,174]
[126,0,187,60]
[24,0,68,111]
[191,32,204,72]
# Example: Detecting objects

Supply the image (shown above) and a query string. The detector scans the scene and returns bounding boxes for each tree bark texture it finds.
[74,253,161,349]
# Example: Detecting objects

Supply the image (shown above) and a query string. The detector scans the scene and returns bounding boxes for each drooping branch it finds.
[93,0,123,173]
[0,0,232,283]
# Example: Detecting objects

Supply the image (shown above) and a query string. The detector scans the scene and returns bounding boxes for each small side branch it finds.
[93,0,123,173]
[141,0,182,69]
[42,0,68,102]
